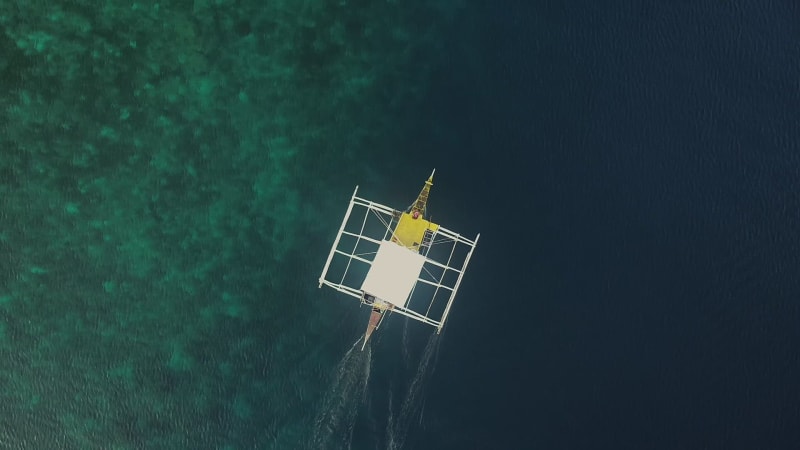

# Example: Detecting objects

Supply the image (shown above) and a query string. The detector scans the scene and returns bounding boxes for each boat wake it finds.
[385,325,441,450]
[308,323,442,450]
[309,337,372,450]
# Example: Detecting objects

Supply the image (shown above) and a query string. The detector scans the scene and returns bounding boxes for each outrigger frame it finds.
[318,185,480,334]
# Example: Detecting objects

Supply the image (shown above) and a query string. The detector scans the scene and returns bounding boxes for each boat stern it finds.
[361,301,389,351]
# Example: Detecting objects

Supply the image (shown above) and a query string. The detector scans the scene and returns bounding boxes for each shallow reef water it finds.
[0,1,465,448]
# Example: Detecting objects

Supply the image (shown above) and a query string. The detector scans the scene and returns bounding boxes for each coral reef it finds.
[0,0,464,447]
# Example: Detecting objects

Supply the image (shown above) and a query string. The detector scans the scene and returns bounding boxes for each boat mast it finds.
[410,169,435,218]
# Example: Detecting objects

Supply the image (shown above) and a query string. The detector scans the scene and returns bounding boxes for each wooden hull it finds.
[361,306,386,351]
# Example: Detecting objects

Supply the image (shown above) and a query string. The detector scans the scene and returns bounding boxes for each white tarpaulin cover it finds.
[361,240,426,308]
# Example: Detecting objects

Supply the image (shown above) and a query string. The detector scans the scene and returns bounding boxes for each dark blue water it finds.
[403,1,800,449]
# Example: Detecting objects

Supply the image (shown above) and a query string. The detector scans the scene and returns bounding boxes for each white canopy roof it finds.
[361,240,426,308]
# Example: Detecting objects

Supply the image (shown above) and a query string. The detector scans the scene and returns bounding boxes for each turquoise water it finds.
[0,1,465,448]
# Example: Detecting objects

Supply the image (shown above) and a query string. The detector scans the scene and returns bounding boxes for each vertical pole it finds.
[437,233,480,333]
[319,186,359,287]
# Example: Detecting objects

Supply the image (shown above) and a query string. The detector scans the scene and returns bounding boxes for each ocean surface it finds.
[1,1,799,449]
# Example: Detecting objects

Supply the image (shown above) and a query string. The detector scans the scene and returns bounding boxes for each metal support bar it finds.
[319,186,359,287]
[333,250,372,266]
[392,304,441,328]
[437,233,480,333]
[416,277,454,291]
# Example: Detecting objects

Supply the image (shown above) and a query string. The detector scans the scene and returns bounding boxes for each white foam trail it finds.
[309,337,372,450]
[309,329,443,450]
[385,385,396,448]
[386,333,441,450]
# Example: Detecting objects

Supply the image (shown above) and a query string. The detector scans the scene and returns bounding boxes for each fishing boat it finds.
[318,170,480,350]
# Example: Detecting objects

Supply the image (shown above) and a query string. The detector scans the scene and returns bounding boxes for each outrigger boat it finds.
[319,170,480,350]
